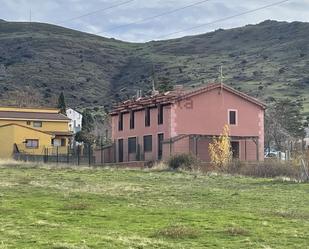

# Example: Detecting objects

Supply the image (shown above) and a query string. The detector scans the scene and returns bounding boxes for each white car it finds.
[264,150,286,160]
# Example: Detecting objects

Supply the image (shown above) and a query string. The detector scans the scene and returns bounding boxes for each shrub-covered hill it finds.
[0,20,308,115]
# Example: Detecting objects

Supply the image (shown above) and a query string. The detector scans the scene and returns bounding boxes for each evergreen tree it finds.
[75,110,95,145]
[57,92,66,114]
[81,109,94,133]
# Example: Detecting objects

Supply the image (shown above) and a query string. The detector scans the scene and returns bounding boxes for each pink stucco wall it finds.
[111,86,264,162]
[172,88,264,160]
[112,106,171,162]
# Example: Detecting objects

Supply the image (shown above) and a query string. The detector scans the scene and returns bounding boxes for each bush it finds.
[167,153,198,170]
[227,160,300,179]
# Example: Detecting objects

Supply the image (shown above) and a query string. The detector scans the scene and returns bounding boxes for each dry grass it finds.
[225,226,250,236]
[154,225,200,239]
[150,161,169,171]
[61,202,90,211]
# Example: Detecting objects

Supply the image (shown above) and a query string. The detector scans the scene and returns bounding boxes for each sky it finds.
[0,0,308,42]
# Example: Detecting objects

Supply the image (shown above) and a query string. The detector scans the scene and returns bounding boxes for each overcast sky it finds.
[0,0,308,42]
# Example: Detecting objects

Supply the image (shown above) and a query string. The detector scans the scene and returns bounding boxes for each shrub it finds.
[228,160,300,179]
[167,153,198,170]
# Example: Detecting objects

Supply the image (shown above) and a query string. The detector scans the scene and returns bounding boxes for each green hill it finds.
[0,20,308,116]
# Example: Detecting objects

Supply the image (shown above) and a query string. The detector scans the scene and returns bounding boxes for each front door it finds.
[118,139,123,162]
[231,141,240,159]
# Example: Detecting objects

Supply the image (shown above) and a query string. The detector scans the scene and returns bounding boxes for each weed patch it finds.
[153,225,200,239]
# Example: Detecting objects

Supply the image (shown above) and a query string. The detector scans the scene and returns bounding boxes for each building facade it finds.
[66,108,82,134]
[0,107,72,158]
[111,83,266,163]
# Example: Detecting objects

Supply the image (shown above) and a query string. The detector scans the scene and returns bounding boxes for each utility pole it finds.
[29,9,32,23]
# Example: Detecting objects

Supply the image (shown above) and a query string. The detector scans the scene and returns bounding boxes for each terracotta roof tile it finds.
[111,83,266,114]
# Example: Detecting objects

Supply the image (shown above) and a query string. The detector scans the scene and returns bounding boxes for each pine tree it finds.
[57,92,66,114]
[81,109,94,133]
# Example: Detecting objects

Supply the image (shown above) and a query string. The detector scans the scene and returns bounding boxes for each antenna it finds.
[219,65,224,94]
[151,64,159,95]
[220,65,224,84]
[29,9,32,23]
[152,64,156,92]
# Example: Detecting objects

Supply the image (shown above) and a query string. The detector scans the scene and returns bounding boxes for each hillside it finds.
[0,20,308,115]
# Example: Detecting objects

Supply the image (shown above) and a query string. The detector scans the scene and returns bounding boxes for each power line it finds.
[156,0,292,39]
[57,0,135,24]
[95,0,212,35]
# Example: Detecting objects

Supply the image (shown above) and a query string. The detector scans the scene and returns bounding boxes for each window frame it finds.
[158,104,164,125]
[33,121,42,127]
[130,110,135,129]
[145,107,150,127]
[25,139,39,149]
[143,135,152,152]
[228,109,238,125]
[118,112,124,131]
[128,137,137,154]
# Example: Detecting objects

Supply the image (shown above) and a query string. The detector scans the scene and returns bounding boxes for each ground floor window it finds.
[128,137,137,154]
[61,138,66,146]
[143,135,152,152]
[25,139,39,148]
[158,133,164,160]
[231,141,240,159]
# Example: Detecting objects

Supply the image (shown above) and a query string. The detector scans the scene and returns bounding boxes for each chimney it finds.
[151,89,159,96]
[136,90,142,98]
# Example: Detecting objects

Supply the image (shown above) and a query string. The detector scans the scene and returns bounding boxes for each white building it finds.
[66,108,82,134]
[305,127,309,149]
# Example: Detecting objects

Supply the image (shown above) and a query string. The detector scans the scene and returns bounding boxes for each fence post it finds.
[56,146,59,164]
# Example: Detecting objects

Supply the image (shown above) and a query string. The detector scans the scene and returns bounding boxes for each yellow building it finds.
[0,106,73,158]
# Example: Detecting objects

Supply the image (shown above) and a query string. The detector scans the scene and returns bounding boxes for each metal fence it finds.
[14,144,95,165]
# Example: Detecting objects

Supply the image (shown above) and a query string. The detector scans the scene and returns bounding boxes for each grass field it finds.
[0,163,309,249]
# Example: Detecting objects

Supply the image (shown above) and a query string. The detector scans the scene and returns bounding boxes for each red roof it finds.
[111,83,266,114]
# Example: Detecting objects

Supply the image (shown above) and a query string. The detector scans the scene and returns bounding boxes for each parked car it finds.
[264,150,286,160]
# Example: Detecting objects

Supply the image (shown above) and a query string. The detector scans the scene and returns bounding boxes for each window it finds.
[26,121,31,125]
[158,133,164,160]
[229,110,237,125]
[118,139,124,162]
[128,137,137,154]
[52,139,61,146]
[118,113,123,131]
[33,121,42,127]
[25,139,39,148]
[143,135,152,152]
[61,139,66,146]
[158,105,164,125]
[130,111,135,129]
[145,107,150,127]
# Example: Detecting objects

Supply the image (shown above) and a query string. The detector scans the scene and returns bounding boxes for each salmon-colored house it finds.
[110,83,266,163]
